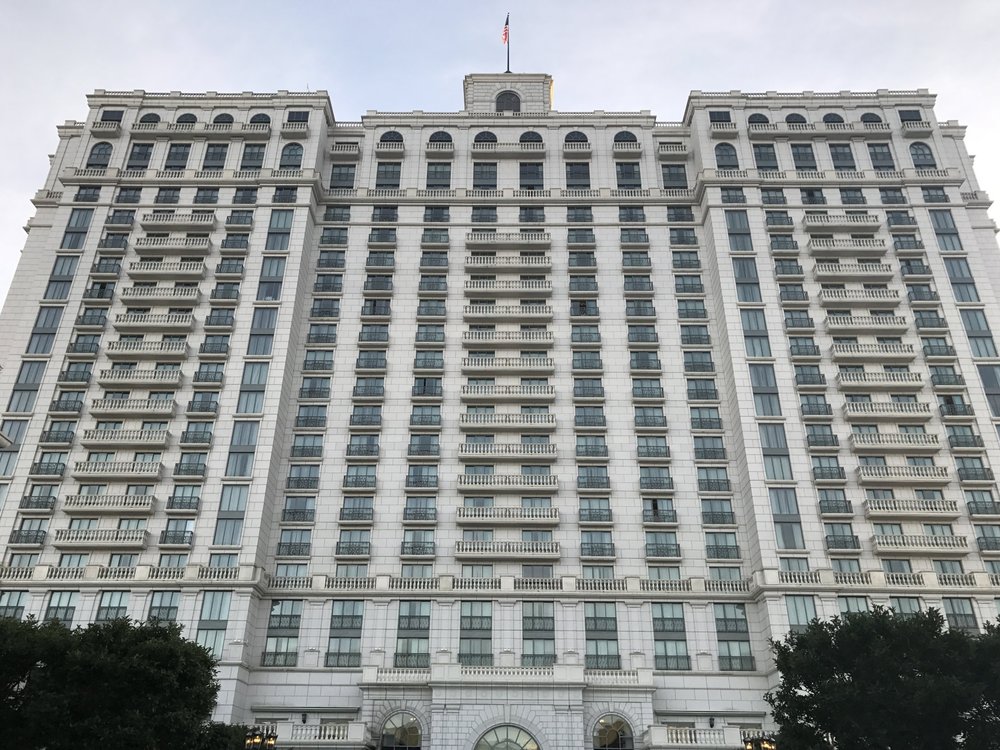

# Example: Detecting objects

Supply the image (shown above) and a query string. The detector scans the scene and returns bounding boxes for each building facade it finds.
[1,72,999,749]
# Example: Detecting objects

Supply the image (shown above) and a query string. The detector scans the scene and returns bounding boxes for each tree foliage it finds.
[0,617,222,750]
[766,607,1000,750]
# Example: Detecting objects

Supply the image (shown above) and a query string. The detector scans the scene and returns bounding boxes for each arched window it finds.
[910,142,937,169]
[213,113,234,124]
[475,725,540,750]
[519,131,542,143]
[86,142,113,169]
[474,131,498,143]
[496,91,521,112]
[381,712,421,750]
[822,113,845,124]
[138,113,160,124]
[428,131,452,143]
[747,114,769,125]
[593,715,634,750]
[564,131,588,143]
[860,113,883,123]
[176,113,197,124]
[715,143,739,169]
[280,143,303,169]
[785,113,807,124]
[380,131,404,143]
[613,131,638,143]
[249,113,271,124]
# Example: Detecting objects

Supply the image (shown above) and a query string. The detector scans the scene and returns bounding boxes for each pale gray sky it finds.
[2,0,998,307]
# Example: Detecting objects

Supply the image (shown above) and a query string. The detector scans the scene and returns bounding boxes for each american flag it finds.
[502,14,509,45]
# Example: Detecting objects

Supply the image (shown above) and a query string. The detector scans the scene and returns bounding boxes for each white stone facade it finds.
[0,73,999,748]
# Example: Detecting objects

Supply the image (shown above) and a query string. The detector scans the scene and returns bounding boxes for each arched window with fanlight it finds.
[715,143,739,169]
[213,113,234,124]
[86,142,113,169]
[176,113,197,124]
[519,131,542,143]
[249,113,271,125]
[822,113,845,124]
[909,142,937,169]
[380,712,421,750]
[496,91,521,112]
[475,725,540,750]
[860,112,883,123]
[564,131,588,143]
[428,131,452,143]
[747,114,769,125]
[593,714,634,750]
[474,131,498,144]
[785,113,807,124]
[138,113,160,124]
[613,131,638,143]
[379,131,404,143]
[280,143,303,169]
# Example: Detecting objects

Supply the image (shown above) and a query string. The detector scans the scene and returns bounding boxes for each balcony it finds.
[825,314,908,333]
[120,285,200,305]
[335,542,371,557]
[457,474,559,492]
[950,434,985,450]
[832,343,915,362]
[64,493,155,514]
[645,543,682,559]
[399,542,436,557]
[856,465,949,485]
[941,404,976,419]
[173,462,207,478]
[706,545,741,559]
[29,462,66,477]
[8,530,46,546]
[90,398,174,417]
[114,312,193,332]
[106,340,187,359]
[79,429,168,448]
[864,498,960,519]
[807,237,887,256]
[276,542,311,557]
[872,534,968,555]
[53,528,148,549]
[825,534,861,551]
[159,530,194,547]
[464,254,551,271]
[849,432,940,453]
[97,368,182,387]
[843,401,931,421]
[458,442,557,461]
[818,288,900,308]
[462,356,554,374]
[958,467,995,483]
[837,371,924,391]
[814,262,893,281]
[454,540,560,560]
[803,213,881,230]
[463,304,552,321]
[813,466,847,482]
[133,236,211,254]
[459,413,556,431]
[461,384,555,402]
[186,400,219,415]
[466,232,550,248]
[464,279,552,297]
[462,330,553,348]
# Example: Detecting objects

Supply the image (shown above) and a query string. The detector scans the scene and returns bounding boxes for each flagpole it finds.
[505,14,511,73]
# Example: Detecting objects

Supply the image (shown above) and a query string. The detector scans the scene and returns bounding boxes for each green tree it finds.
[1,617,220,750]
[766,607,988,749]
[194,721,253,750]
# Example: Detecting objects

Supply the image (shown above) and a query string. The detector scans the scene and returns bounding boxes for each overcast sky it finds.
[1,0,998,308]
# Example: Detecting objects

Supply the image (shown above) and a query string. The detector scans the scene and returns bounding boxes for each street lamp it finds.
[245,727,278,749]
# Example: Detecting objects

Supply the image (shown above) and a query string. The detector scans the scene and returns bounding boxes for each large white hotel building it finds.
[1,72,999,749]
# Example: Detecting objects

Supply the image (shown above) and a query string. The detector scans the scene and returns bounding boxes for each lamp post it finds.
[245,727,278,749]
